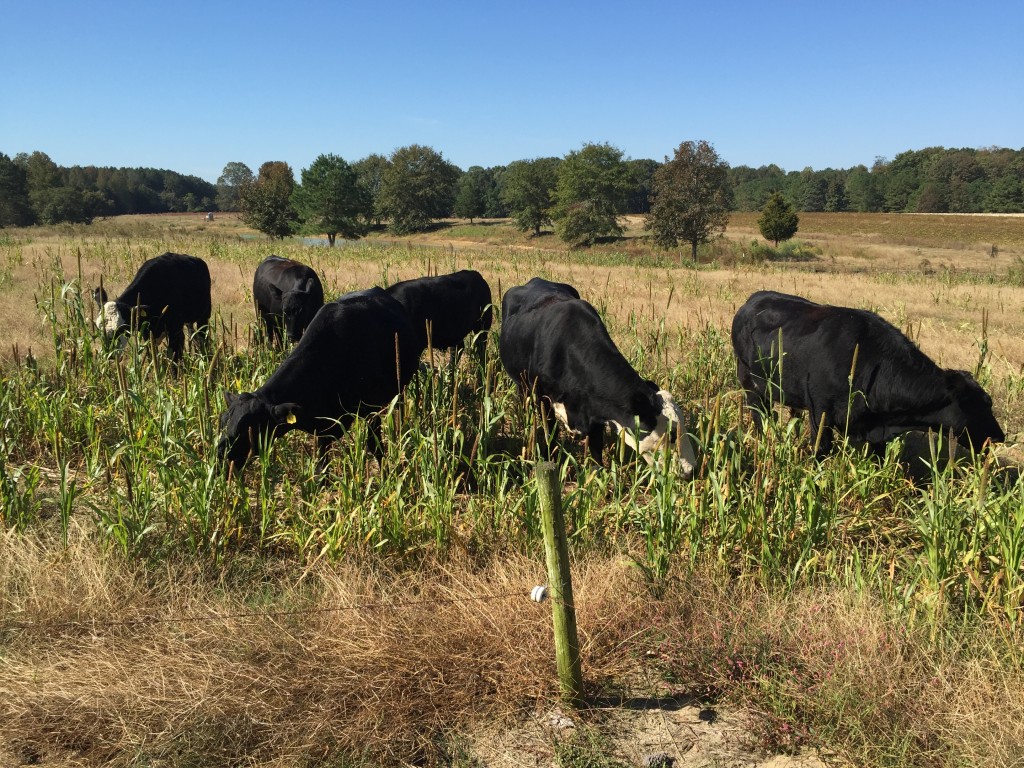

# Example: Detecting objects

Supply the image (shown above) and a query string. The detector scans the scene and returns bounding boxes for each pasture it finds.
[2,213,1024,767]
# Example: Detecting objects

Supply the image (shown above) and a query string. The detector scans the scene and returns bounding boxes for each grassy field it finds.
[2,213,1024,767]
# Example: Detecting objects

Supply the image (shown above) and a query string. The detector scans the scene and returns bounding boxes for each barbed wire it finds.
[0,587,554,634]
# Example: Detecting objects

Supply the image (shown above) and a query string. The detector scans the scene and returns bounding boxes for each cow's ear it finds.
[224,391,238,407]
[270,403,301,425]
[93,287,108,306]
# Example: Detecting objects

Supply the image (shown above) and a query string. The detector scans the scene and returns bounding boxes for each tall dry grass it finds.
[4,528,1024,766]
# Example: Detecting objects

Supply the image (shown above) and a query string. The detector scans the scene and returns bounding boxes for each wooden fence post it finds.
[536,461,584,705]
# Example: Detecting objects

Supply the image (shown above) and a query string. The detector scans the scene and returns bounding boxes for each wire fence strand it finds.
[1,588,533,634]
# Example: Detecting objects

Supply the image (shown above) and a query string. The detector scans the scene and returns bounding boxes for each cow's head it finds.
[93,287,130,343]
[944,370,1005,448]
[216,391,302,471]
[614,389,697,480]
[280,278,319,344]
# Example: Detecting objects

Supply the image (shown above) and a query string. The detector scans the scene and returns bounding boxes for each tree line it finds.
[2,144,1021,237]
[0,151,217,226]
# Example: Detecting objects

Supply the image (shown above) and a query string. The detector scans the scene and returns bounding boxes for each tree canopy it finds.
[292,154,371,245]
[552,143,630,247]
[216,162,253,212]
[0,153,34,227]
[501,157,560,236]
[353,154,390,227]
[378,145,460,234]
[453,166,490,223]
[240,161,298,240]
[647,140,731,263]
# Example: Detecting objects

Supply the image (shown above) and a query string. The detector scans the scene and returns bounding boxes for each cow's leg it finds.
[166,324,186,363]
[314,435,334,478]
[737,360,767,431]
[586,424,605,466]
[270,315,284,347]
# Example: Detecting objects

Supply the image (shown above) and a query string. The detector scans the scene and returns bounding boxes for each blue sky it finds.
[3,0,1022,183]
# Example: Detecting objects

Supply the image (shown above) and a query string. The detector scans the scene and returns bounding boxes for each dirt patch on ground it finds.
[467,701,831,767]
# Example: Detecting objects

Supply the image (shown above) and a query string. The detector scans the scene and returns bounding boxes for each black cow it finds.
[384,270,493,361]
[216,287,424,472]
[500,277,697,477]
[731,290,1005,456]
[253,255,325,345]
[94,252,211,360]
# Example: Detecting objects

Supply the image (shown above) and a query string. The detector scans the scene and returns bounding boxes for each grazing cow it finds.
[94,252,211,360]
[731,290,1005,456]
[216,287,424,472]
[253,255,325,345]
[500,277,697,477]
[384,269,493,361]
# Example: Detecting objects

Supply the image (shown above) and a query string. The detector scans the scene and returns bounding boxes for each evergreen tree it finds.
[292,154,371,245]
[757,191,799,246]
[0,153,34,227]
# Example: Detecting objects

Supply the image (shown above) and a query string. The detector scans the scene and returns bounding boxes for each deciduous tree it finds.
[553,143,630,247]
[646,140,731,263]
[453,166,489,223]
[502,157,560,235]
[757,191,799,246]
[292,154,371,245]
[378,145,460,234]
[353,153,390,227]
[240,161,298,240]
[216,162,253,211]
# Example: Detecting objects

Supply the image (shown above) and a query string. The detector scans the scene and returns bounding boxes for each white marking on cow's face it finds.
[97,302,125,336]
[612,390,696,480]
[550,401,582,436]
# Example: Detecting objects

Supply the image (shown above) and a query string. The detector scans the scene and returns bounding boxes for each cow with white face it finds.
[499,277,697,478]
[94,252,211,361]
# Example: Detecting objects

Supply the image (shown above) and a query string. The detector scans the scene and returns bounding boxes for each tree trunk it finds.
[328,233,336,247]
[691,240,698,264]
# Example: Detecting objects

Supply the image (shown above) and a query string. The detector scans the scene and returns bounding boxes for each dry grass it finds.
[4,528,1024,766]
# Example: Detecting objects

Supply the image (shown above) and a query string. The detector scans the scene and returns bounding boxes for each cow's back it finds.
[259,287,424,432]
[501,277,580,323]
[253,256,321,298]
[385,270,492,351]
[500,289,634,401]
[117,252,211,325]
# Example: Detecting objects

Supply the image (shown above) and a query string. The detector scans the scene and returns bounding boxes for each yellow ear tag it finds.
[286,412,297,424]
